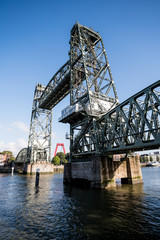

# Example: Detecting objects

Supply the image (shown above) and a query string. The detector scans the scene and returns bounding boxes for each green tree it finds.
[8,156,15,164]
[1,151,15,164]
[56,152,68,164]
[52,156,60,165]
[156,155,160,162]
[62,159,68,164]
[150,156,153,162]
[140,156,144,163]
[2,150,13,156]
[56,152,65,163]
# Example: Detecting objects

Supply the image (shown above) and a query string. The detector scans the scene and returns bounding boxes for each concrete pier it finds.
[23,162,54,174]
[64,155,143,188]
[13,161,64,174]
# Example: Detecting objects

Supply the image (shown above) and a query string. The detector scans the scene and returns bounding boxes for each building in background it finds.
[140,151,160,163]
[0,154,9,166]
[149,151,160,162]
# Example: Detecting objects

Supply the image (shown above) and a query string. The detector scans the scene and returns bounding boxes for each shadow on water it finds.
[0,168,160,240]
[62,184,145,240]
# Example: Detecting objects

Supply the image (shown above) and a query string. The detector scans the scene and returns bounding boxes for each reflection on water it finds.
[0,168,160,240]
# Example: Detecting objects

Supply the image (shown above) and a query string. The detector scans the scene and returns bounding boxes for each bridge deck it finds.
[39,73,70,109]
[39,61,70,110]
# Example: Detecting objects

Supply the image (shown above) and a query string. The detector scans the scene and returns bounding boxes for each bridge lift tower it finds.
[59,23,119,160]
[27,84,52,163]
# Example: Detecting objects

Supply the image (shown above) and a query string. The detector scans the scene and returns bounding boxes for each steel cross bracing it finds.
[68,23,119,159]
[80,80,160,156]
[70,80,160,157]
[28,84,52,163]
[98,80,160,154]
[69,23,119,113]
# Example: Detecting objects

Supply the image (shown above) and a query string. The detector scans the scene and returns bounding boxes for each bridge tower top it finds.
[69,22,119,117]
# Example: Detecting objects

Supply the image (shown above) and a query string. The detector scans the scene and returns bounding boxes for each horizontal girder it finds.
[39,61,70,110]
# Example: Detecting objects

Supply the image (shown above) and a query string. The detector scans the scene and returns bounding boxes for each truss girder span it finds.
[98,80,160,154]
[39,61,70,110]
[70,80,160,156]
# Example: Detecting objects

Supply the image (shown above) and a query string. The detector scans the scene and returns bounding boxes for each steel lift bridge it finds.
[17,23,160,164]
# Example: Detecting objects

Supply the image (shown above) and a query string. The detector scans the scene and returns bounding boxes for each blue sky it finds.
[0,0,160,156]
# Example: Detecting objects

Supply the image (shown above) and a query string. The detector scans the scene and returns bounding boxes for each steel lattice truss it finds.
[71,80,160,156]
[98,80,160,153]
[69,23,119,158]
[28,84,52,163]
[70,23,119,114]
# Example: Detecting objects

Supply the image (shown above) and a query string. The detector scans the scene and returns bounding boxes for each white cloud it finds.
[0,121,29,156]
[0,121,29,134]
[0,123,5,130]
[8,128,14,133]
[0,138,28,157]
[12,121,29,133]
[0,141,5,151]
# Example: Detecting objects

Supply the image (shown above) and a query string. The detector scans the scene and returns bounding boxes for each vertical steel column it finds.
[28,84,52,163]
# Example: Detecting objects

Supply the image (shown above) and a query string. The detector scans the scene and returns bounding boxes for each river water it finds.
[0,167,160,240]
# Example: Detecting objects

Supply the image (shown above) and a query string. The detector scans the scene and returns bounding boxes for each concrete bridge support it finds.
[64,156,143,188]
[23,162,54,174]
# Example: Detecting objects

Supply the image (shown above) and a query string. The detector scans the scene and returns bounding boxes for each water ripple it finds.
[0,168,160,239]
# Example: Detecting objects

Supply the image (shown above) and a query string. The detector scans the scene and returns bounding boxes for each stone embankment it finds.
[24,162,64,174]
[0,164,64,174]
[0,167,12,173]
[140,163,147,167]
